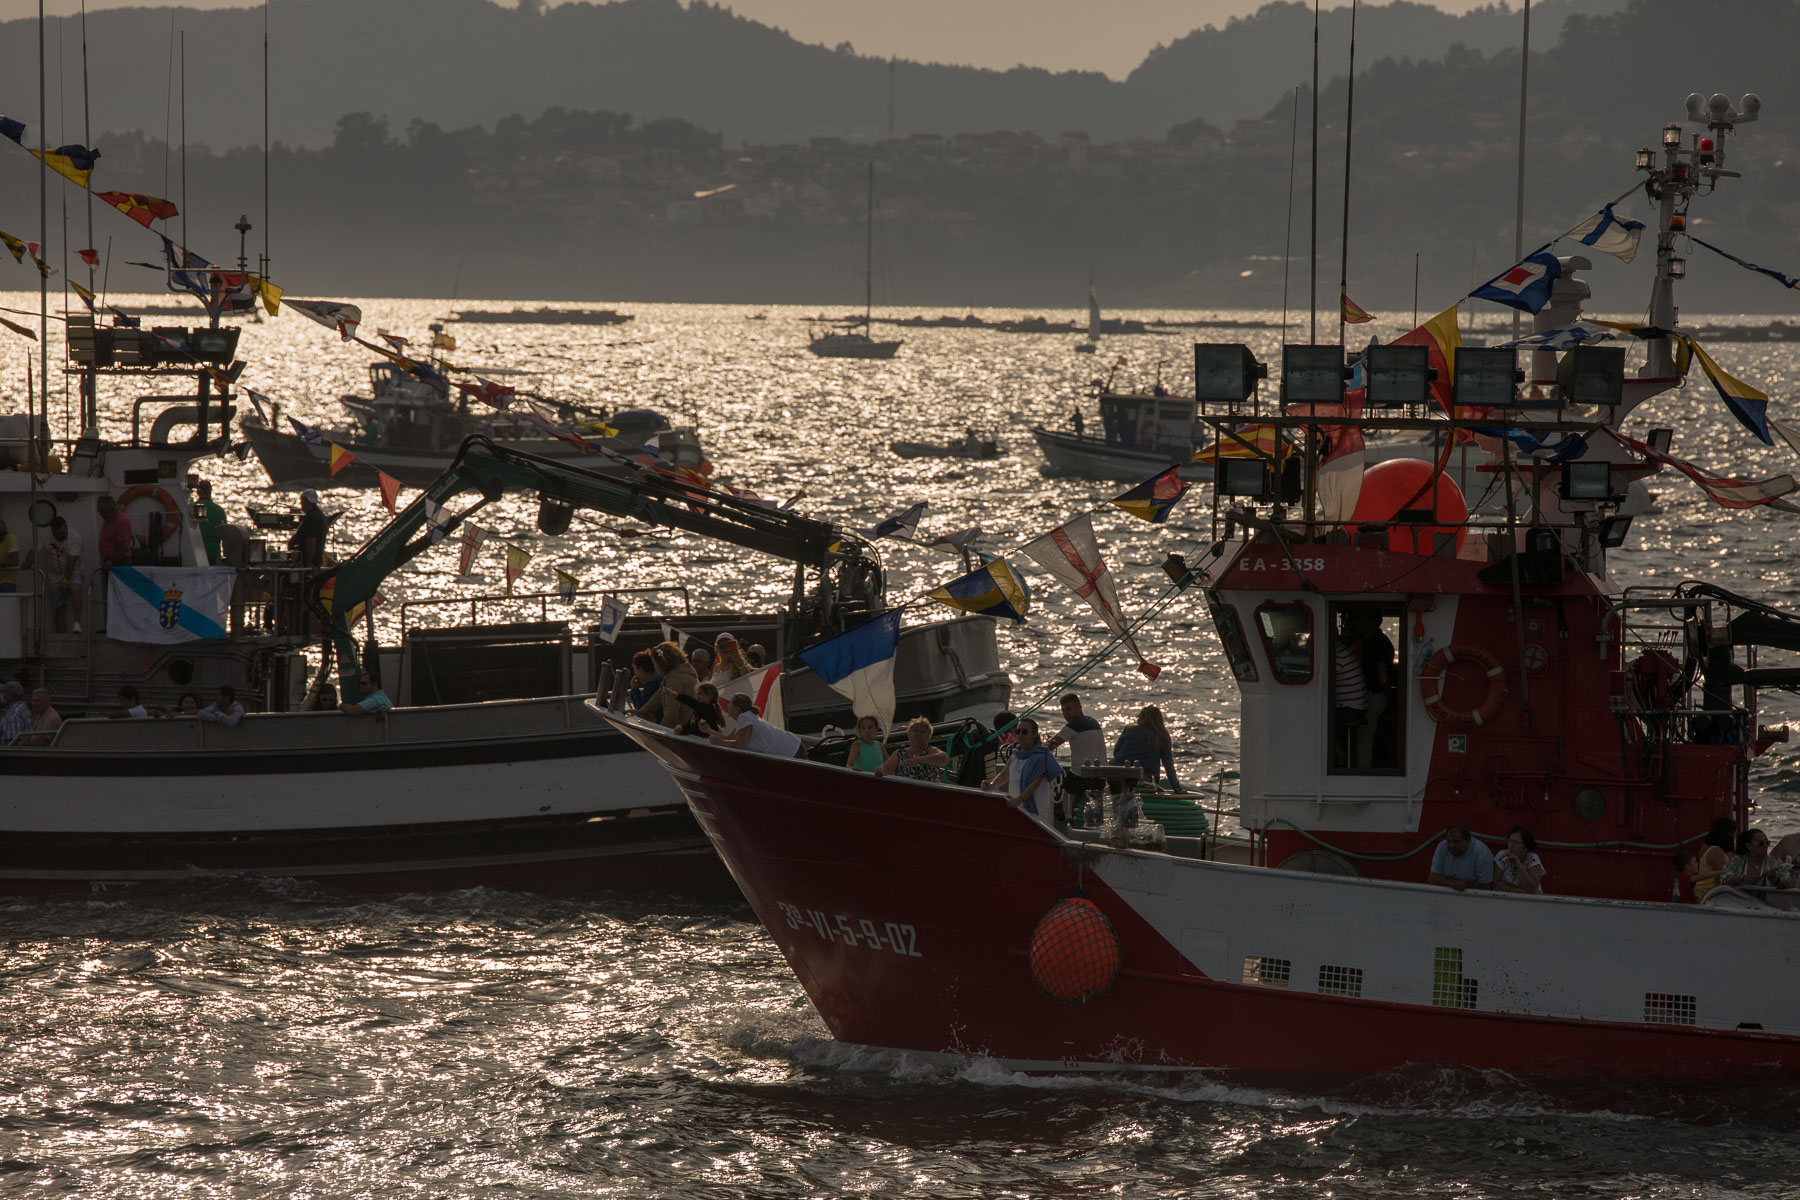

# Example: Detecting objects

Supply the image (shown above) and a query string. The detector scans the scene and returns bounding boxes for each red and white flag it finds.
[458,523,487,575]
[377,470,401,515]
[733,662,785,730]
[78,248,98,267]
[1609,429,1799,511]
[1021,513,1160,679]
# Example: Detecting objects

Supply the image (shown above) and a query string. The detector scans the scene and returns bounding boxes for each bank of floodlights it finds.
[1192,343,1267,403]
[1364,345,1432,409]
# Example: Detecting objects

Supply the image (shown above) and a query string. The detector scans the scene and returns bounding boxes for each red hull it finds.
[617,718,1800,1081]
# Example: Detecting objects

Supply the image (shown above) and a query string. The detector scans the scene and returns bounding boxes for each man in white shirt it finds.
[107,684,151,719]
[197,684,245,727]
[35,516,82,633]
[1046,693,1105,821]
[709,693,801,758]
[984,717,1062,827]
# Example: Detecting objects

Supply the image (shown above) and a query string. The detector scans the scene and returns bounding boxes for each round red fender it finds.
[117,485,182,544]
[1418,643,1508,728]
[1028,896,1121,1005]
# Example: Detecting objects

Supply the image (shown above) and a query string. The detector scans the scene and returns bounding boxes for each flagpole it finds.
[36,0,47,464]
[80,0,94,301]
[1280,84,1299,365]
[1337,0,1357,352]
[1512,0,1529,343]
[1308,0,1319,344]
[179,30,187,253]
[262,0,270,280]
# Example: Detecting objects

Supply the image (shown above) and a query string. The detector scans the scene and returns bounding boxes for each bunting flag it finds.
[1609,428,1797,511]
[869,501,927,541]
[928,558,1031,623]
[1111,465,1190,524]
[377,470,401,514]
[77,248,98,267]
[431,330,457,351]
[107,305,140,329]
[1690,236,1800,293]
[254,275,283,316]
[242,388,272,422]
[1498,321,1619,350]
[1686,338,1772,445]
[659,620,690,650]
[67,281,97,313]
[1340,293,1376,324]
[287,416,326,445]
[378,332,408,349]
[1390,302,1461,412]
[327,443,357,477]
[1773,420,1800,462]
[456,378,515,408]
[524,399,595,451]
[287,298,363,341]
[1562,202,1646,264]
[597,594,630,643]
[95,191,178,228]
[0,230,24,263]
[153,234,212,301]
[556,569,579,602]
[1469,426,1589,462]
[927,525,983,551]
[30,143,100,187]
[0,117,23,144]
[422,499,451,545]
[731,662,786,730]
[0,315,33,340]
[795,610,903,733]
[1470,248,1561,314]
[457,522,486,574]
[504,544,531,595]
[1286,392,1367,522]
[1021,513,1160,679]
[1194,422,1292,463]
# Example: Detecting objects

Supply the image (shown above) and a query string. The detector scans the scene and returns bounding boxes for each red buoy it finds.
[1349,458,1468,553]
[1028,896,1122,1005]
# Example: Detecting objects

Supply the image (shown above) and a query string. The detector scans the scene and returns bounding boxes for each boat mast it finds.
[1511,0,1529,342]
[80,0,94,301]
[262,0,270,280]
[1337,0,1357,351]
[1308,0,1318,343]
[863,160,874,330]
[36,0,46,461]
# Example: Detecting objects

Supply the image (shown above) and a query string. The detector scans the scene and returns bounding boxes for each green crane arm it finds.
[309,435,858,699]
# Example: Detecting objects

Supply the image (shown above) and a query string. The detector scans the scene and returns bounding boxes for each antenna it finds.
[1308,0,1319,343]
[1338,0,1357,351]
[180,29,187,251]
[262,0,270,279]
[80,0,94,296]
[1512,0,1530,342]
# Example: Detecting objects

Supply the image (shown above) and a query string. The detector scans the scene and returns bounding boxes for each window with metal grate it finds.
[1644,993,1697,1025]
[1318,964,1364,997]
[1432,947,1477,1008]
[1241,955,1292,987]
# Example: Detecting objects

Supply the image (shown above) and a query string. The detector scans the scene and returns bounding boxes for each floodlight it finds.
[1365,344,1431,409]
[1600,515,1634,548]
[1281,345,1346,405]
[1647,428,1674,453]
[1218,457,1272,499]
[1557,345,1626,407]
[1561,461,1619,502]
[1452,346,1521,408]
[1193,343,1266,403]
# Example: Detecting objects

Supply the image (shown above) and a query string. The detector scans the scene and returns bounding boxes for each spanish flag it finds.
[1111,464,1190,524]
[1341,292,1376,324]
[31,143,100,187]
[1389,302,1461,412]
[1193,422,1291,463]
[327,443,357,477]
[96,191,178,228]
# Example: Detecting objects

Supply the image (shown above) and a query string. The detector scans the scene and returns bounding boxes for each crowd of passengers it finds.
[0,672,396,746]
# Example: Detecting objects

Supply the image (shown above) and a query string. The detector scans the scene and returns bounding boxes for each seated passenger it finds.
[1718,828,1797,890]
[1111,705,1181,791]
[340,671,393,717]
[13,688,62,747]
[711,633,754,686]
[626,650,662,713]
[107,684,152,719]
[675,682,727,737]
[643,641,699,729]
[1672,850,1700,904]
[708,693,801,757]
[1492,826,1546,895]
[746,644,768,669]
[1427,824,1494,892]
[162,692,202,718]
[877,716,948,781]
[0,680,31,744]
[843,714,885,773]
[1693,817,1736,902]
[197,684,245,727]
[302,683,339,712]
[982,717,1061,826]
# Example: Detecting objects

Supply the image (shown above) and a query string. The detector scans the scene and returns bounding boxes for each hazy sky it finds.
[0,0,1517,79]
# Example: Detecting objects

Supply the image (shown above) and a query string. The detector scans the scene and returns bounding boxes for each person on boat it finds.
[0,680,30,744]
[1071,407,1084,437]
[877,716,948,782]
[107,685,152,719]
[1672,850,1700,904]
[13,688,62,747]
[197,684,245,727]
[1047,694,1105,819]
[626,650,663,713]
[990,709,1019,766]
[0,516,17,593]
[746,644,768,669]
[643,641,699,729]
[1693,817,1736,902]
[1111,705,1181,791]
[1332,612,1369,768]
[291,490,326,571]
[708,693,801,758]
[1718,829,1797,891]
[303,683,339,712]
[340,670,392,717]
[689,644,715,683]
[1427,824,1494,891]
[983,717,1062,827]
[192,478,227,566]
[33,516,82,633]
[1354,611,1396,769]
[676,682,729,738]
[712,633,754,686]
[163,692,202,718]
[844,714,886,773]
[96,494,135,568]
[1493,826,1547,895]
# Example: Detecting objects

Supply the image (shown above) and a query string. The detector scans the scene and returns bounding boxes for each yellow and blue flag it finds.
[928,558,1030,623]
[31,143,100,187]
[1687,338,1772,445]
[1111,464,1189,524]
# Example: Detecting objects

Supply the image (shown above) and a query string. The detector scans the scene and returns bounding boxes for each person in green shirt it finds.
[193,479,226,565]
[0,516,16,592]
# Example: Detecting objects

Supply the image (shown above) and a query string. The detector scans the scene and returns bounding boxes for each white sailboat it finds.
[1075,273,1101,353]
[809,162,902,360]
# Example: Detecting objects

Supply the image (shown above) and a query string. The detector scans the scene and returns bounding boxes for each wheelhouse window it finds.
[1328,603,1405,775]
[1206,594,1258,682]
[1255,602,1313,684]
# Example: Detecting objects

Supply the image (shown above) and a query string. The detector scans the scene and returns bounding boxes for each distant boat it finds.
[891,432,1003,460]
[810,162,902,360]
[1075,274,1101,354]
[453,308,633,326]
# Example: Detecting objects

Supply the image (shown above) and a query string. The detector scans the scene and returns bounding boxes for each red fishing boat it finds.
[606,94,1800,1081]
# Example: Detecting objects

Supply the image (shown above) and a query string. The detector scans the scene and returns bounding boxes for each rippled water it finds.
[4,297,1800,1193]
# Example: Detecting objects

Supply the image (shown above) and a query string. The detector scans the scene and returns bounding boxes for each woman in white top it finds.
[712,632,755,686]
[1493,826,1547,894]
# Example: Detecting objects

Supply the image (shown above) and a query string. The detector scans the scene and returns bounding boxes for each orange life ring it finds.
[1418,643,1508,728]
[117,485,183,544]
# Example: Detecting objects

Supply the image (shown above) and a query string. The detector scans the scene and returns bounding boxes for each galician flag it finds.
[795,610,903,733]
[868,501,926,541]
[105,565,231,644]
[1021,513,1160,680]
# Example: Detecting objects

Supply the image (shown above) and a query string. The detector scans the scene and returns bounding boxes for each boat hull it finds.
[609,716,1800,1082]
[1030,428,1211,482]
[809,338,901,359]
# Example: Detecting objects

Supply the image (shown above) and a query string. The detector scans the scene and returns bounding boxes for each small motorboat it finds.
[891,434,1003,460]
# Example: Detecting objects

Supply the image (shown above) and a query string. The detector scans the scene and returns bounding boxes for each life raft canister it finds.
[1418,643,1509,728]
[117,485,183,544]
[1028,896,1122,1005]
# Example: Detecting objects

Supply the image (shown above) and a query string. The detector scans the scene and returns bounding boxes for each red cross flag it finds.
[1022,513,1160,679]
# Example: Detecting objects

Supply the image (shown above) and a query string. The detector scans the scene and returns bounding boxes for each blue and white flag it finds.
[1564,204,1646,264]
[106,565,231,644]
[1471,248,1562,314]
[287,415,325,445]
[597,593,629,643]
[868,501,927,541]
[1469,427,1590,462]
[422,499,451,545]
[1497,321,1619,351]
[1691,236,1800,292]
[795,609,902,732]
